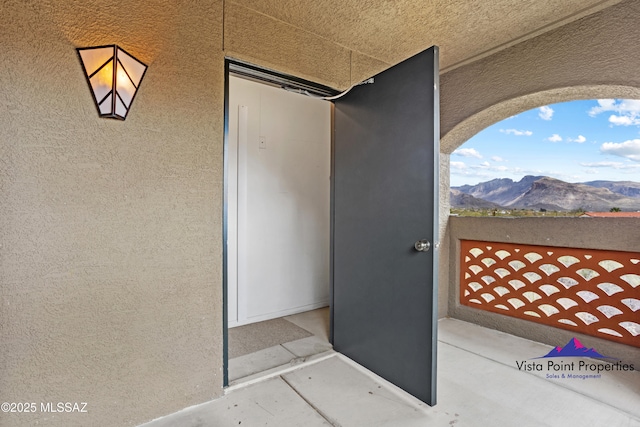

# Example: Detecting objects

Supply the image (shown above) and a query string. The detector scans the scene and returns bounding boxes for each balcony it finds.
[141,317,639,426]
[138,214,640,427]
[447,215,640,367]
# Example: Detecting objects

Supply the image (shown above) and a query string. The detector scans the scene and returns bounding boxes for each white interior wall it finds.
[228,76,331,327]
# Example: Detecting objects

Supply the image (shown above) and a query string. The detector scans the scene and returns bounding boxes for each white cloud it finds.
[470,162,493,170]
[547,134,563,142]
[453,148,482,159]
[589,99,640,126]
[568,135,586,143]
[608,115,640,126]
[578,161,640,169]
[589,99,640,115]
[600,139,640,161]
[500,129,533,136]
[580,161,625,168]
[452,143,638,183]
[588,99,616,116]
[538,106,554,120]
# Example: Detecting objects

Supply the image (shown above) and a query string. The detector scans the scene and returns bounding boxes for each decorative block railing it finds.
[460,240,640,348]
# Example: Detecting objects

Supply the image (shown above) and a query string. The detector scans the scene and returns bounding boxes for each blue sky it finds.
[450,99,640,187]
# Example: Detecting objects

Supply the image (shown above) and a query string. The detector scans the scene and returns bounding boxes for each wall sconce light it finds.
[77,45,147,120]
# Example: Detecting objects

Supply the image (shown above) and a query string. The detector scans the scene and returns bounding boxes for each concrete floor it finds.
[140,318,640,427]
[228,308,333,383]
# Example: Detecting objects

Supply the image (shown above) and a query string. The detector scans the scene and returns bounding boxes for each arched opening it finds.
[442,89,640,363]
[442,86,640,153]
[442,87,640,216]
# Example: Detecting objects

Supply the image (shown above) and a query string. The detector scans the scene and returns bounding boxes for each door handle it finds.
[414,239,431,252]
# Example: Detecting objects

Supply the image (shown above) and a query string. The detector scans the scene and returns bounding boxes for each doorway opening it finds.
[223,60,338,386]
[224,48,440,405]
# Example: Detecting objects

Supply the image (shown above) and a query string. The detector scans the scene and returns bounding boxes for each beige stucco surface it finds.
[3,0,640,425]
[229,0,622,73]
[440,0,640,152]
[437,156,451,319]
[224,1,352,89]
[0,1,404,426]
[1,1,225,426]
[438,0,640,334]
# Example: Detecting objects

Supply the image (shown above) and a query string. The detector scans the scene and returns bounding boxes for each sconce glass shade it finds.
[77,45,147,120]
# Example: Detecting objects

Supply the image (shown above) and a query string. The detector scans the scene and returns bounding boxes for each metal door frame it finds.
[222,55,439,399]
[222,59,339,386]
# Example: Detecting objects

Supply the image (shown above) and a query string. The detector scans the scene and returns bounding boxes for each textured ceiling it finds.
[231,0,622,72]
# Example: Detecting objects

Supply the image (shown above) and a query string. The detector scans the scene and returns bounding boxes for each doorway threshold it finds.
[227,349,336,391]
[228,308,333,385]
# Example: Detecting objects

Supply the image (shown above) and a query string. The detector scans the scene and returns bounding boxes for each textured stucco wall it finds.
[224,1,390,89]
[437,156,451,319]
[437,0,640,326]
[0,1,398,426]
[449,217,640,367]
[440,0,640,153]
[1,1,224,426]
[4,0,640,425]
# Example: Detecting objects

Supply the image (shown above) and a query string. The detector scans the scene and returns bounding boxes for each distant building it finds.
[580,212,640,218]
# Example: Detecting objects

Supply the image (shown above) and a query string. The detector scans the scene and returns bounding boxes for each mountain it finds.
[538,338,609,359]
[509,177,640,211]
[450,189,503,209]
[583,180,640,198]
[452,176,640,211]
[456,175,542,206]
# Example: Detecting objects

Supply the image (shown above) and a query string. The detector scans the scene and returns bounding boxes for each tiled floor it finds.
[284,307,330,341]
[141,318,640,427]
[228,308,333,383]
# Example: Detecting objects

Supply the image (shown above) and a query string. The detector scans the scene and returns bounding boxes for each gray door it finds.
[331,47,439,405]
